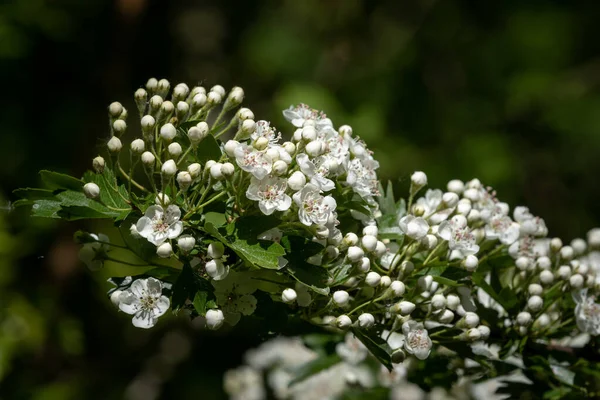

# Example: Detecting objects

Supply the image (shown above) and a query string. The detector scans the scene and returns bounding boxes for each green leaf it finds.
[54,191,120,220]
[171,262,213,312]
[289,354,341,386]
[377,181,396,216]
[195,135,222,163]
[118,216,157,261]
[205,217,286,270]
[40,170,83,191]
[351,328,393,371]
[13,188,56,201]
[204,212,227,228]
[30,199,62,218]
[192,291,217,315]
[280,235,329,295]
[83,168,131,211]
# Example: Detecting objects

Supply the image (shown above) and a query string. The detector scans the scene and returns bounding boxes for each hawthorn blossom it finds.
[136,205,183,246]
[438,215,480,258]
[346,158,379,199]
[246,176,292,215]
[297,153,335,192]
[399,215,429,240]
[292,183,337,226]
[485,215,520,245]
[514,206,548,237]
[573,290,600,335]
[415,189,454,224]
[224,366,266,400]
[212,271,259,326]
[234,143,272,179]
[402,321,432,360]
[117,277,170,329]
[283,103,332,129]
[251,120,281,144]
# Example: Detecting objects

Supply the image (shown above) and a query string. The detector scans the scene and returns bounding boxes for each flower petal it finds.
[132,310,157,329]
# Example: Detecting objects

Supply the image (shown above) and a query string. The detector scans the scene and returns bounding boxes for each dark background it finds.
[1,0,600,398]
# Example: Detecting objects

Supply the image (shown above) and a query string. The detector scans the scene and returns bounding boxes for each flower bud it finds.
[344,233,359,246]
[176,101,189,119]
[447,179,464,194]
[464,312,480,328]
[207,91,222,105]
[570,273,584,289]
[130,139,145,154]
[205,259,228,280]
[108,101,123,117]
[227,86,244,105]
[107,136,122,153]
[168,142,182,157]
[224,140,239,157]
[374,241,386,257]
[161,159,177,176]
[438,309,454,324]
[557,265,571,280]
[457,199,472,215]
[527,295,543,312]
[516,311,532,326]
[141,151,155,166]
[361,235,378,252]
[156,242,173,258]
[540,270,554,285]
[272,160,288,176]
[221,162,235,178]
[93,156,105,173]
[282,141,296,155]
[400,260,415,275]
[358,257,370,272]
[466,328,481,341]
[380,276,391,287]
[347,246,364,262]
[411,171,428,188]
[237,107,254,120]
[422,234,438,250]
[418,275,433,292]
[550,237,563,252]
[207,242,225,259]
[146,78,158,92]
[314,225,329,240]
[172,83,189,102]
[442,192,459,208]
[187,163,201,178]
[160,123,177,142]
[571,238,587,255]
[282,288,297,304]
[141,115,156,134]
[305,140,323,157]
[188,122,208,145]
[83,182,100,199]
[537,256,551,270]
[149,95,163,111]
[336,315,352,330]
[588,228,600,248]
[177,235,196,253]
[446,294,460,310]
[241,119,256,136]
[560,245,574,260]
[177,171,192,189]
[528,283,543,296]
[211,85,226,97]
[365,272,381,287]
[192,93,207,110]
[210,163,224,180]
[515,256,530,271]
[254,137,269,151]
[358,313,375,328]
[287,171,306,191]
[394,301,415,315]
[431,294,446,310]
[462,255,479,271]
[390,281,406,297]
[157,79,170,97]
[333,290,350,306]
[205,309,225,330]
[155,193,170,205]
[363,226,378,237]
[205,160,216,172]
[113,119,127,135]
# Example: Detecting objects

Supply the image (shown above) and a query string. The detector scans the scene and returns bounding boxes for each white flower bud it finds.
[390,281,406,296]
[205,259,228,280]
[205,160,216,172]
[156,242,173,258]
[221,162,235,178]
[305,140,323,157]
[177,235,196,253]
[363,226,378,237]
[411,171,428,188]
[517,311,532,326]
[210,163,224,180]
[241,119,256,135]
[177,171,192,189]
[187,163,201,178]
[401,260,415,274]
[130,139,145,154]
[207,91,222,105]
[527,295,543,312]
[224,140,239,157]
[338,124,352,136]
[325,245,339,260]
[172,83,189,101]
[457,199,472,215]
[394,301,415,315]
[300,126,316,142]
[161,159,177,176]
[347,246,364,262]
[557,265,571,280]
[540,270,554,285]
[149,95,163,111]
[534,314,551,328]
[83,182,100,199]
[476,325,491,340]
[462,255,479,271]
[160,123,177,142]
[418,275,433,292]
[141,115,156,133]
[107,136,122,153]
[447,179,465,194]
[588,228,600,248]
[464,312,480,328]
[227,86,244,105]
[550,237,563,252]
[146,78,158,92]
[358,257,370,272]
[333,290,350,307]
[571,238,587,255]
[421,234,438,250]
[380,276,391,287]
[141,151,155,166]
[537,256,551,270]
[168,142,182,157]
[272,160,288,176]
[282,141,296,155]
[344,233,359,246]
[560,245,574,260]
[237,107,254,120]
[155,193,170,205]
[446,294,460,310]
[434,310,452,325]
[282,288,297,304]
[157,79,170,96]
[431,294,446,310]
[108,101,123,117]
[365,272,381,287]
[358,313,375,328]
[336,315,352,330]
[188,122,208,145]
[361,235,378,252]
[208,242,225,259]
[515,257,530,271]
[374,241,386,257]
[465,328,481,341]
[570,274,584,289]
[442,192,459,208]
[254,136,269,151]
[528,283,543,296]
[210,85,226,97]
[112,119,126,135]
[92,156,105,173]
[205,309,225,330]
[287,171,306,191]
[314,225,330,240]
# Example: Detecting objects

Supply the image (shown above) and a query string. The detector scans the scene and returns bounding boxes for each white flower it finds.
[346,158,379,199]
[251,120,281,144]
[292,183,337,226]
[415,189,454,224]
[296,153,335,191]
[78,233,110,270]
[117,277,170,329]
[234,143,272,179]
[399,215,429,240]
[224,366,266,400]
[246,176,292,215]
[514,206,548,237]
[282,103,332,129]
[438,216,479,258]
[212,271,259,326]
[206,309,225,330]
[402,321,432,360]
[336,333,368,364]
[573,289,600,335]
[485,215,520,245]
[136,205,183,246]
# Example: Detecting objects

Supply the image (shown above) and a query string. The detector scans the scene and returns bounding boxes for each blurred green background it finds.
[1,0,600,398]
